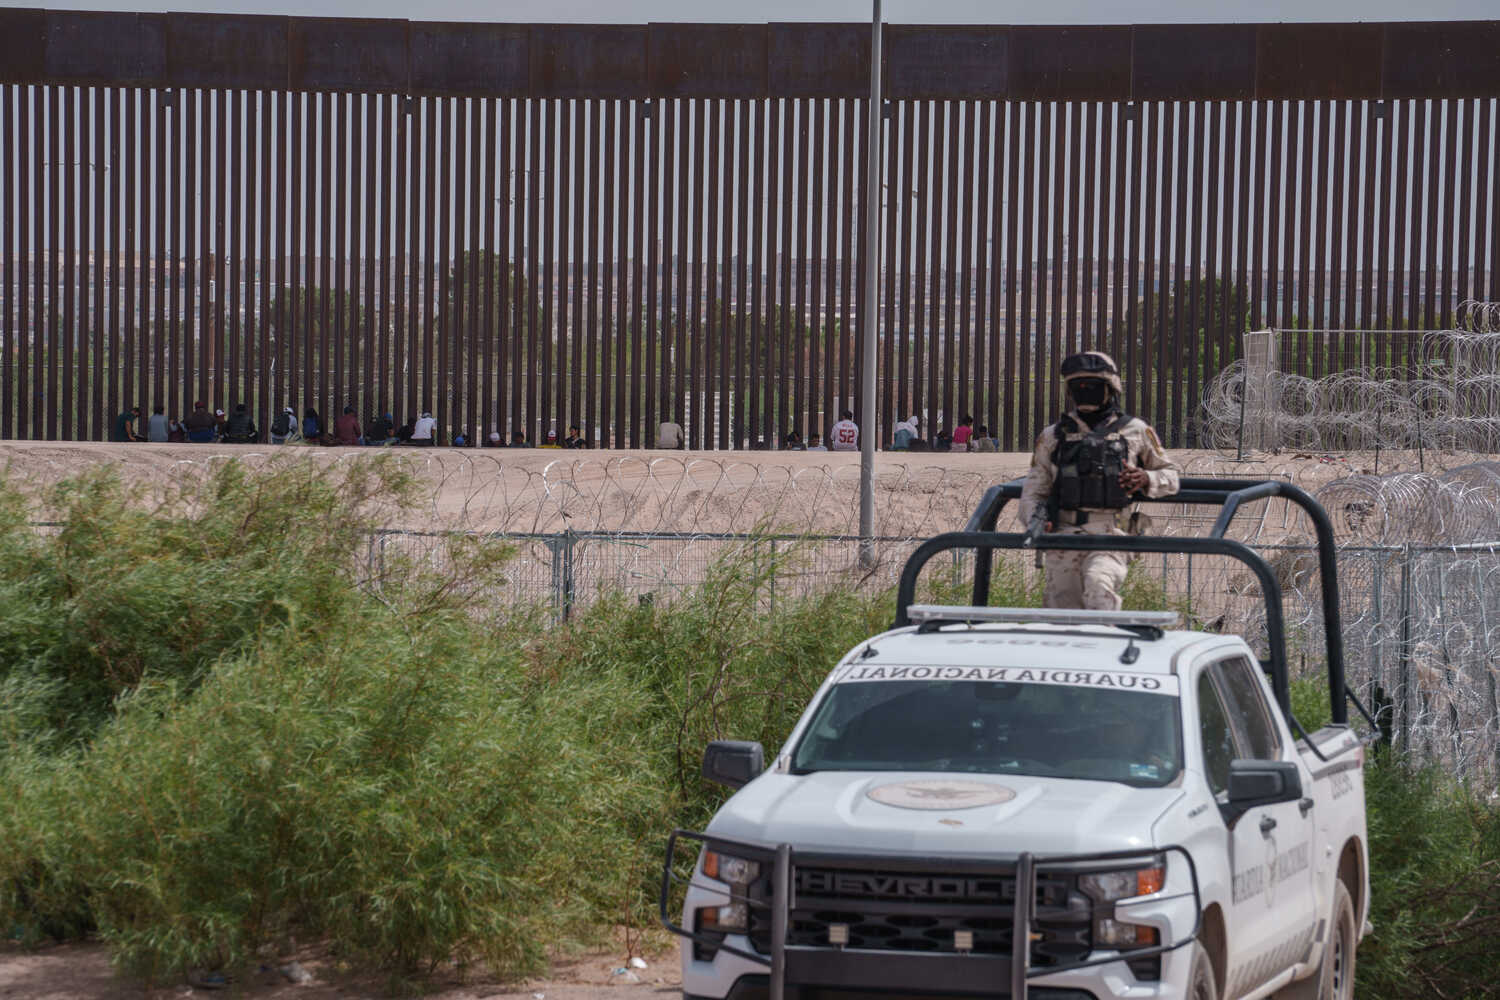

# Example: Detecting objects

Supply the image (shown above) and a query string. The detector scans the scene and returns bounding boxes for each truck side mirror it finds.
[1223,759,1303,824]
[702,740,765,789]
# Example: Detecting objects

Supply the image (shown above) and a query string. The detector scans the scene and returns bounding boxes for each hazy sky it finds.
[7,0,1498,23]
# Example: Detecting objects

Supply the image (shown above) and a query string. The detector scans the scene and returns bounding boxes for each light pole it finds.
[858,0,882,568]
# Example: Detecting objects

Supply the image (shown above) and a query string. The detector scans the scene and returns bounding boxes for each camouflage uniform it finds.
[1017,358,1179,611]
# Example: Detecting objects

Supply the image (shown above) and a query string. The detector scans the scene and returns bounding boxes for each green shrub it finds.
[1357,756,1500,998]
[0,459,629,981]
[3,619,607,980]
[1287,677,1500,999]
[0,467,900,983]
[0,458,420,750]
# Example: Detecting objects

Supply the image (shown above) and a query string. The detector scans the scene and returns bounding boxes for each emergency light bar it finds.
[905,606,1180,629]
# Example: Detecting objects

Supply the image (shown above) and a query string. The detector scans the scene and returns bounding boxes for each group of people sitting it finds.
[113,402,997,454]
[111,399,609,450]
[273,407,445,447]
[111,401,446,447]
[889,414,998,453]
[112,401,260,444]
[477,424,589,449]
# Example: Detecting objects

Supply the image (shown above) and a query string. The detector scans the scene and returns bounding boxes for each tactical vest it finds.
[1051,412,1134,510]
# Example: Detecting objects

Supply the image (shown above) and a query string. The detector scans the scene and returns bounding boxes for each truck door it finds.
[1197,658,1317,998]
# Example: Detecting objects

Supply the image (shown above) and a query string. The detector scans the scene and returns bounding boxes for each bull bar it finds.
[661,829,1202,1000]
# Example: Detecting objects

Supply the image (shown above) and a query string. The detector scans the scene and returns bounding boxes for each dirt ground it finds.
[0,439,1455,539]
[0,939,682,1000]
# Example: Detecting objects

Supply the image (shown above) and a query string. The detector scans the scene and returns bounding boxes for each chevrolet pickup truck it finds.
[662,478,1377,1000]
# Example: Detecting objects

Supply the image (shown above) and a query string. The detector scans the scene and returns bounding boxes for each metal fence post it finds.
[1235,328,1249,461]
[546,534,565,623]
[1397,544,1414,754]
[1477,560,1500,777]
[541,532,577,624]
[1371,553,1384,706]
[1185,552,1193,621]
[769,539,777,615]
[562,529,576,621]
[1433,553,1460,767]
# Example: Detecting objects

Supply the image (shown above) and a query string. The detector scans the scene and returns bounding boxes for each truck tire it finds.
[1277,880,1357,1000]
[1189,941,1218,1000]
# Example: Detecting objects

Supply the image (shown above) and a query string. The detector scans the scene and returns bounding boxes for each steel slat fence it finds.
[1,16,1498,450]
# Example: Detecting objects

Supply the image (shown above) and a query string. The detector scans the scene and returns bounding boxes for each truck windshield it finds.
[791,678,1181,787]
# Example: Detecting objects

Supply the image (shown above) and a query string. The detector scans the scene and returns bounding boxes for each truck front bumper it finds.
[661,831,1201,1000]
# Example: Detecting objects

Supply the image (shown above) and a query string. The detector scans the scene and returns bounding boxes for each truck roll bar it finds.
[895,530,1295,720]
[938,476,1358,731]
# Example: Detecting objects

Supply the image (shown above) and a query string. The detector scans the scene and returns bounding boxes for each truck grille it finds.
[748,864,1091,966]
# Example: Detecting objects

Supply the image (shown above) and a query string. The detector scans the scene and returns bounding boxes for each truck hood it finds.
[706,771,1182,857]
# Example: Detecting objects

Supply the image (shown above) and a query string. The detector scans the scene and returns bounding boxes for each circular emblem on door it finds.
[867,779,1016,810]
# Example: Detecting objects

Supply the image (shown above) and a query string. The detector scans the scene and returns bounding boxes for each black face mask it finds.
[1069,378,1110,411]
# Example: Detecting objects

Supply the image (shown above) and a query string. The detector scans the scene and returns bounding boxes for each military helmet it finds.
[1060,351,1123,394]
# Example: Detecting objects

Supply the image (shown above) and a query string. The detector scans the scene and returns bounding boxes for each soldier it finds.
[1017,351,1180,611]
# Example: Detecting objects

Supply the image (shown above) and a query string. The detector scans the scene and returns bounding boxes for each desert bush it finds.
[1356,754,1500,998]
[1287,676,1500,999]
[0,459,622,981]
[2,619,611,980]
[0,458,421,750]
[0,465,899,983]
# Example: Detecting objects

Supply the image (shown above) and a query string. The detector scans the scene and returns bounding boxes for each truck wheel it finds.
[1189,941,1218,1000]
[1278,880,1357,1000]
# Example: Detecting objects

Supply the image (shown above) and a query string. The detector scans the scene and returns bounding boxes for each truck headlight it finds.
[696,902,750,934]
[696,850,761,934]
[1078,859,1164,949]
[703,850,761,886]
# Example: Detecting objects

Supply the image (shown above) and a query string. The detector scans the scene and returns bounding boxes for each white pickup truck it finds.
[662,478,1375,1000]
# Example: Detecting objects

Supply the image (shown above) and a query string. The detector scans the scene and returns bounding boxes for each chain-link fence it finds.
[12,443,1499,786]
[369,524,1500,787]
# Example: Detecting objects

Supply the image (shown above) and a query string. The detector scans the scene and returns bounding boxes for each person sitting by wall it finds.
[111,404,143,442]
[371,413,399,446]
[185,401,217,443]
[335,405,361,446]
[223,403,258,444]
[410,411,437,446]
[302,407,322,443]
[145,403,170,443]
[953,414,975,451]
[891,415,919,451]
[270,406,299,444]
